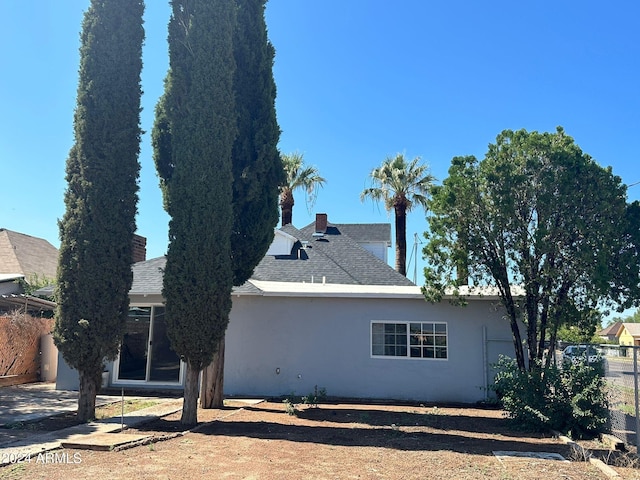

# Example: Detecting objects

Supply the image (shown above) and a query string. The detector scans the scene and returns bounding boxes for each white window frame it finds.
[370,320,448,360]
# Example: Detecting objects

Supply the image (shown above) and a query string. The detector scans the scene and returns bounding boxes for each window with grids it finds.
[371,322,447,359]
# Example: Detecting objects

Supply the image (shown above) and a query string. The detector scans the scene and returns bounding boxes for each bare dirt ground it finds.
[1,400,638,480]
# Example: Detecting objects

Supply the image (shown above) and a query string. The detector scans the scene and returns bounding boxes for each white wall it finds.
[55,292,517,403]
[224,295,515,403]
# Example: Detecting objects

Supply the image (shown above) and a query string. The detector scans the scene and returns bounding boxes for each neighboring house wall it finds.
[224,295,511,403]
[619,324,640,346]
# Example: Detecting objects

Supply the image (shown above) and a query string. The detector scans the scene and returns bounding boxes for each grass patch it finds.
[95,399,158,419]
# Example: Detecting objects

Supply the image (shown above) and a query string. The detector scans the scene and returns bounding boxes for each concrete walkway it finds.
[0,382,130,427]
[0,383,182,465]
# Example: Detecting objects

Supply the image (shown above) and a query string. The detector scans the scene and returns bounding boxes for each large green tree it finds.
[54,0,143,422]
[154,0,237,425]
[279,152,326,226]
[424,127,639,371]
[199,0,284,409]
[361,153,434,277]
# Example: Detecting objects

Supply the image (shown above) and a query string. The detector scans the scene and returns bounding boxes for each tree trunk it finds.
[455,229,469,286]
[280,190,294,226]
[181,362,200,425]
[200,337,225,408]
[394,201,407,276]
[77,370,99,422]
[502,291,526,371]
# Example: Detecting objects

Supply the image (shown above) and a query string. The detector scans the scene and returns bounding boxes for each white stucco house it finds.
[57,214,518,403]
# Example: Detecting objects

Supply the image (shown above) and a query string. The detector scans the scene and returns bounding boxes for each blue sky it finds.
[1,1,639,291]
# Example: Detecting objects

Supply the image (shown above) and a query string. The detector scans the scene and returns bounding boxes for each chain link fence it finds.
[600,344,640,447]
[557,343,640,447]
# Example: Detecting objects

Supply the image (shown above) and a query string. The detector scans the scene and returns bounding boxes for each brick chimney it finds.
[315,213,328,234]
[132,234,147,263]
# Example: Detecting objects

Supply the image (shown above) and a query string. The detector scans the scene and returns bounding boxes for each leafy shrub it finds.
[492,356,608,439]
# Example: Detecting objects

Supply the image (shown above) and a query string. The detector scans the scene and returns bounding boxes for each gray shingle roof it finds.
[331,223,391,246]
[131,220,413,295]
[251,222,413,286]
[130,256,166,295]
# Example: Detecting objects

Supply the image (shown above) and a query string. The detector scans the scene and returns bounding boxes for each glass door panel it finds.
[149,307,181,382]
[118,307,151,380]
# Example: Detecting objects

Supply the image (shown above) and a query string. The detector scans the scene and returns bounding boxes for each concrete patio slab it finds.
[62,432,152,451]
[493,450,569,462]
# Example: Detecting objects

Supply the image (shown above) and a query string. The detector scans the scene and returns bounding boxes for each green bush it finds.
[492,356,608,439]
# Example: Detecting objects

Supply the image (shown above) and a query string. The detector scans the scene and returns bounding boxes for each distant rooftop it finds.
[0,229,58,281]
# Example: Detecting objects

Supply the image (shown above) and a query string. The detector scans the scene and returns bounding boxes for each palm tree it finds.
[279,152,326,226]
[361,153,435,277]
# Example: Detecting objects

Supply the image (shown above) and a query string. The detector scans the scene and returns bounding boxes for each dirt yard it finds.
[2,400,638,480]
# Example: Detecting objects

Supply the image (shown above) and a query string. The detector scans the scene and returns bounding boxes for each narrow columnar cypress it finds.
[230,0,283,285]
[155,0,237,425]
[199,0,284,408]
[54,0,143,422]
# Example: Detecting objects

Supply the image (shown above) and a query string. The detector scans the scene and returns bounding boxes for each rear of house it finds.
[57,215,517,403]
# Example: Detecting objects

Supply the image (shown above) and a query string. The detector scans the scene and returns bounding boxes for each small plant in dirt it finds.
[492,356,608,439]
[283,398,297,416]
[302,386,327,408]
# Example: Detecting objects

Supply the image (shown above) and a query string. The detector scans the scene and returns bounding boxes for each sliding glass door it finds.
[116,306,181,384]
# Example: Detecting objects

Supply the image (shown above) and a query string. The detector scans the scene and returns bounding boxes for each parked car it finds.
[562,345,600,365]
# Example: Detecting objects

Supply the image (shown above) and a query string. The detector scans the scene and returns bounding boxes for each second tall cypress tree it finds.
[157,0,237,425]
[199,0,284,408]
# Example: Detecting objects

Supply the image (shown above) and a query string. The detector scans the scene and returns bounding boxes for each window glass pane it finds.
[435,335,447,347]
[410,333,421,345]
[423,323,434,333]
[435,323,447,334]
[370,322,415,358]
[149,307,181,382]
[435,347,447,359]
[424,347,435,358]
[410,323,421,334]
[410,347,421,357]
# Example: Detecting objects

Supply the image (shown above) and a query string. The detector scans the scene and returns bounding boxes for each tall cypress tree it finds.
[155,0,237,425]
[54,0,144,422]
[199,0,284,409]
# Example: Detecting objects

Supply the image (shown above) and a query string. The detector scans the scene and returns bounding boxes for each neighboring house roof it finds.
[599,321,623,337]
[0,229,58,280]
[0,293,56,313]
[621,323,640,337]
